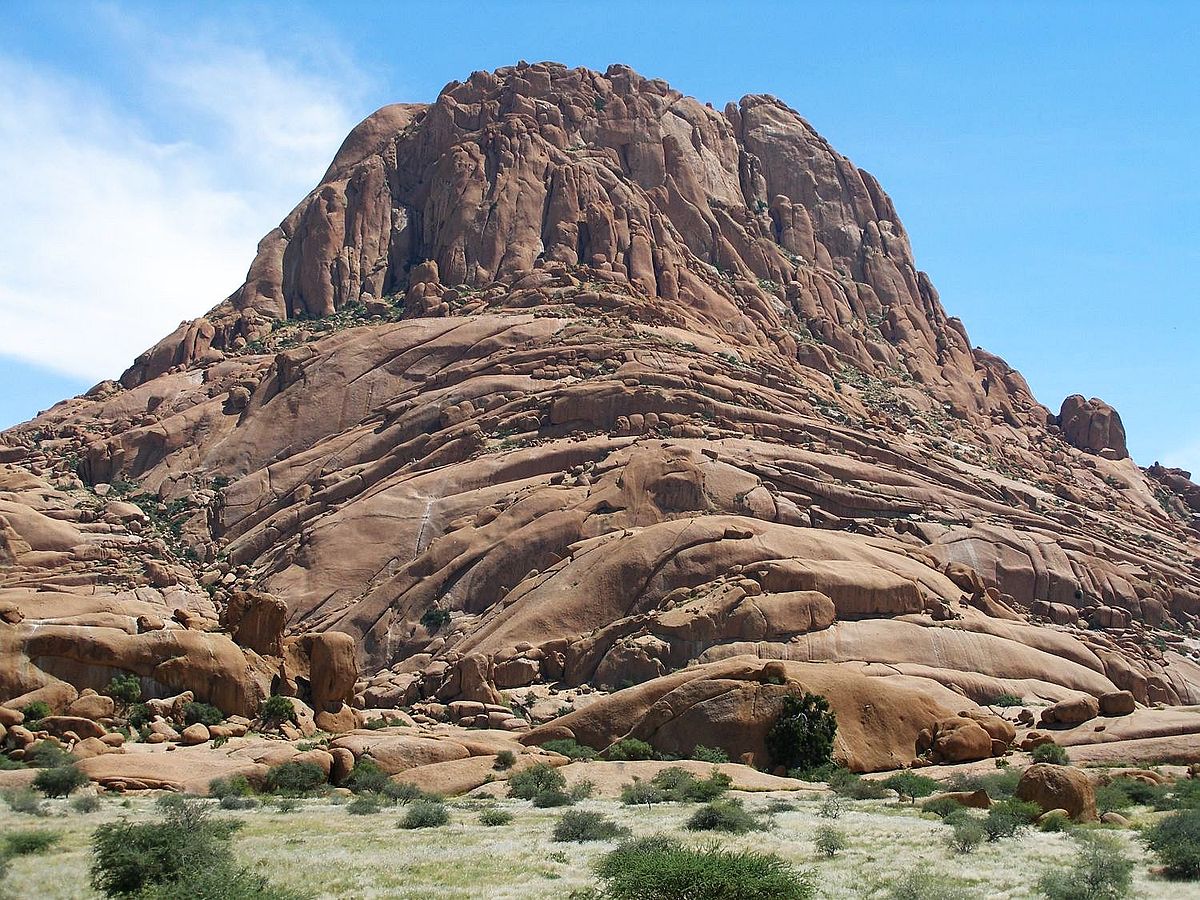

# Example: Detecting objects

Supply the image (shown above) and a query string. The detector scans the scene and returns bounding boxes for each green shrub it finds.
[1158,779,1200,811]
[5,787,45,815]
[831,773,889,800]
[34,763,88,798]
[479,807,513,826]
[766,692,837,773]
[1032,743,1071,765]
[508,763,566,800]
[790,761,843,783]
[21,701,51,723]
[347,794,383,815]
[24,740,71,768]
[620,778,664,808]
[1104,776,1167,808]
[604,738,657,761]
[259,695,296,728]
[264,761,326,796]
[818,796,844,819]
[382,781,432,805]
[948,817,985,854]
[104,674,142,711]
[767,797,798,814]
[870,864,976,900]
[570,779,596,801]
[921,796,965,819]
[346,758,389,794]
[0,754,26,770]
[988,694,1024,707]
[1095,782,1134,814]
[691,745,729,763]
[1038,829,1134,898]
[1141,808,1200,879]
[1039,810,1073,833]
[593,836,815,900]
[553,809,630,842]
[421,608,451,631]
[814,824,847,857]
[127,703,151,730]
[72,793,102,813]
[494,750,517,770]
[686,798,763,833]
[943,768,1021,799]
[651,767,732,802]
[400,799,449,829]
[542,738,598,760]
[533,788,573,807]
[4,828,61,856]
[270,797,299,813]
[208,775,254,799]
[983,799,1041,841]
[880,772,939,803]
[181,701,224,727]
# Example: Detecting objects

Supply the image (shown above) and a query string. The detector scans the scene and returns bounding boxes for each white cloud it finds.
[0,28,363,382]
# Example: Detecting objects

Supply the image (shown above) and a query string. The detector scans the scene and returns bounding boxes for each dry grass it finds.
[0,791,1193,898]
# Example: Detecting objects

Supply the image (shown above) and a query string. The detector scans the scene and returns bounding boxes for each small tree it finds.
[181,702,224,727]
[766,693,837,772]
[1142,809,1200,879]
[814,824,847,857]
[264,761,326,796]
[1038,830,1134,898]
[881,772,940,804]
[1032,743,1071,765]
[104,675,142,714]
[21,701,51,723]
[259,695,296,729]
[33,764,88,798]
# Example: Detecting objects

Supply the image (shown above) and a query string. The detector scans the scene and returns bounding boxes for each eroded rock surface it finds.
[2,62,1199,770]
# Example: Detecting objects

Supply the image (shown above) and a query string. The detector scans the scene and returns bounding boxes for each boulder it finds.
[38,715,106,740]
[1099,691,1136,717]
[179,723,210,745]
[66,693,116,721]
[1057,395,1128,459]
[925,790,992,810]
[1016,763,1097,822]
[1040,696,1100,727]
[918,717,994,764]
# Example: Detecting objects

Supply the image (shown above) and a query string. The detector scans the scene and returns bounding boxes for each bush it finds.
[208,774,254,800]
[814,824,847,857]
[1141,808,1200,879]
[264,761,326,796]
[181,701,224,727]
[1157,778,1200,811]
[818,796,844,819]
[880,772,939,803]
[1095,782,1134,814]
[1038,829,1134,898]
[542,738,599,760]
[400,799,449,829]
[948,817,985,854]
[871,864,976,900]
[691,745,729,763]
[831,773,889,800]
[104,674,142,711]
[533,788,573,807]
[620,778,664,808]
[4,828,61,856]
[5,787,45,815]
[943,768,1021,799]
[604,738,657,761]
[766,692,837,773]
[270,797,299,814]
[24,740,71,768]
[21,701,51,723]
[346,794,383,815]
[983,799,1041,841]
[508,763,566,800]
[1032,743,1071,765]
[34,763,88,798]
[988,693,1024,707]
[570,779,596,801]
[553,809,630,842]
[127,703,151,730]
[1039,811,1074,832]
[420,607,451,631]
[494,750,517,770]
[686,798,763,833]
[922,796,966,819]
[382,781,433,805]
[790,761,843,783]
[259,695,296,728]
[0,754,25,770]
[346,758,389,794]
[479,808,513,826]
[593,836,815,900]
[72,793,102,813]
[651,767,731,803]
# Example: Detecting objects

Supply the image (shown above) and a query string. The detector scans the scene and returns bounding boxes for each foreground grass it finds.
[1,793,1193,899]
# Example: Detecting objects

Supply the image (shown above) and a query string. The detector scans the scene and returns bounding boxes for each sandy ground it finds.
[1,789,1194,899]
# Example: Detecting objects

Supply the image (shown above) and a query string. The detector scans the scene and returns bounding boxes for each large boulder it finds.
[1056,395,1128,459]
[1016,763,1097,822]
[1040,696,1100,727]
[918,717,995,764]
[1099,691,1136,717]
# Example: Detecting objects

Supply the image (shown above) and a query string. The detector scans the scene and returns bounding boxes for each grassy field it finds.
[0,790,1193,899]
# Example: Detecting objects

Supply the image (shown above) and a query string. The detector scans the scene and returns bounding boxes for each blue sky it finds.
[3,1,1197,473]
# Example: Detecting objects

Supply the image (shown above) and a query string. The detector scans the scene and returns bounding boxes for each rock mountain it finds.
[3,62,1199,771]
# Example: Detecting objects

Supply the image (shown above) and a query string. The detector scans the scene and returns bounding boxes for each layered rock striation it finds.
[3,62,1199,769]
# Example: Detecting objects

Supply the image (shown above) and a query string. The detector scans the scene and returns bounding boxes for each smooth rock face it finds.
[1,62,1199,769]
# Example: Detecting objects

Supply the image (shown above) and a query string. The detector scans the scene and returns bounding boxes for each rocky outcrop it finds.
[3,62,1199,771]
[1056,395,1128,460]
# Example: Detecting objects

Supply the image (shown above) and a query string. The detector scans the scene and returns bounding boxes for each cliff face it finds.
[3,62,1199,769]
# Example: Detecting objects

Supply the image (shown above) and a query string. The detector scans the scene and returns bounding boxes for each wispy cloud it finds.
[0,20,365,382]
